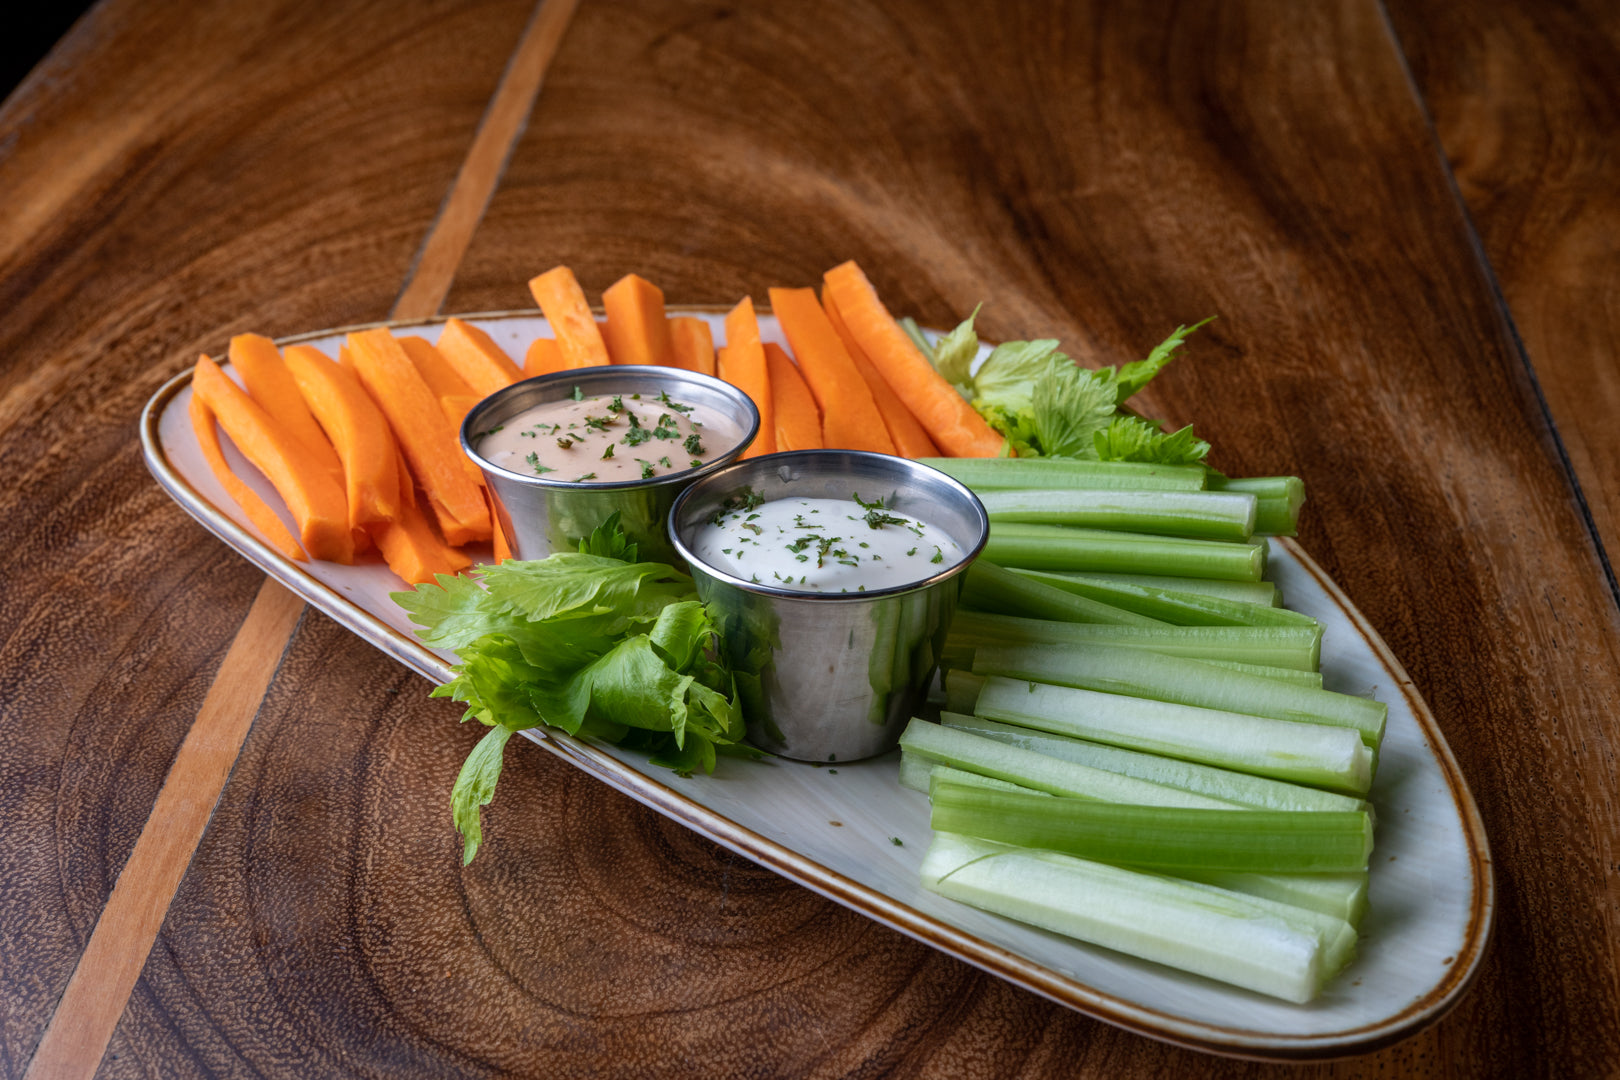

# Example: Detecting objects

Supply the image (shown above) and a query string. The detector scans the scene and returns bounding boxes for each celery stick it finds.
[1207,476,1304,536]
[1195,660,1324,689]
[899,718,1236,808]
[1010,568,1314,628]
[948,611,1322,671]
[938,713,1367,813]
[972,642,1386,748]
[977,489,1256,542]
[985,523,1266,581]
[944,670,986,714]
[921,833,1343,1002]
[1180,869,1369,927]
[1059,571,1281,607]
[930,782,1373,873]
[974,677,1372,793]
[897,317,936,361]
[962,561,1164,627]
[898,754,1044,796]
[920,456,1207,493]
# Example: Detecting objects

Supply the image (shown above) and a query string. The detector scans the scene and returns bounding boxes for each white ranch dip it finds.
[692,495,964,593]
[476,389,746,483]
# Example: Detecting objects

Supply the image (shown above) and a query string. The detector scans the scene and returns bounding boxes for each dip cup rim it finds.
[667,449,989,602]
[460,366,761,492]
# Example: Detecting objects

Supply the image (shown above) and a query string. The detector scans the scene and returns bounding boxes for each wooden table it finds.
[4,0,1617,1076]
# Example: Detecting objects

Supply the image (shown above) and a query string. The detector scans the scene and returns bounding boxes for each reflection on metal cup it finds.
[669,450,989,763]
[461,366,760,564]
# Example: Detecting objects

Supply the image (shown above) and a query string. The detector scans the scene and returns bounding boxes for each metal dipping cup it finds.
[462,367,760,565]
[668,450,989,763]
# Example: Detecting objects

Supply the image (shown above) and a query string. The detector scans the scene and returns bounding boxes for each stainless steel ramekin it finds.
[461,366,760,565]
[668,450,989,762]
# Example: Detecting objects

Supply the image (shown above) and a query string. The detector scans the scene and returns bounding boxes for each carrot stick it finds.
[399,336,475,400]
[768,287,896,455]
[188,390,306,562]
[192,355,353,563]
[434,317,523,397]
[345,328,491,538]
[763,344,823,452]
[529,266,611,368]
[823,291,942,458]
[371,447,471,584]
[822,261,1004,457]
[669,317,716,375]
[602,273,675,366]
[524,337,567,379]
[228,333,345,483]
[720,297,774,457]
[284,345,400,531]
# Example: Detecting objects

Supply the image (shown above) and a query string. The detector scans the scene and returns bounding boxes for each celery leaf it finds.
[451,724,515,865]
[1115,317,1214,405]
[1093,415,1212,465]
[1031,366,1119,458]
[930,304,982,393]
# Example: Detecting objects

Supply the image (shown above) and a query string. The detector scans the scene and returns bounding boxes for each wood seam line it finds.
[23,1,579,1076]
[392,0,581,320]
[1372,0,1620,614]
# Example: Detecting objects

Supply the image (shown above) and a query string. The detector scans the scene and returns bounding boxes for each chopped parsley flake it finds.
[525,452,553,475]
[571,385,584,401]
[684,432,705,455]
[573,472,597,482]
[601,444,615,459]
[556,436,575,450]
[931,547,945,564]
[658,390,693,413]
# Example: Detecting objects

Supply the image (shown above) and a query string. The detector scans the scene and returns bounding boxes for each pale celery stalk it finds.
[919,456,1208,492]
[897,317,936,361]
[1195,659,1324,689]
[898,718,1236,808]
[962,561,1164,627]
[985,523,1266,581]
[921,834,1351,1002]
[976,489,1257,542]
[971,642,1386,748]
[1010,568,1314,629]
[929,781,1374,873]
[938,713,1367,813]
[973,677,1372,794]
[948,610,1322,671]
[1180,869,1370,927]
[1207,475,1304,536]
[1062,571,1281,606]
[897,754,1049,797]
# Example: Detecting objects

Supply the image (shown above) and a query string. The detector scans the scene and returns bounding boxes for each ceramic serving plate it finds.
[142,311,1493,1061]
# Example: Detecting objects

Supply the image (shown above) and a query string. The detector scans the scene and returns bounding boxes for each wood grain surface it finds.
[1386,0,1620,573]
[4,0,1620,1076]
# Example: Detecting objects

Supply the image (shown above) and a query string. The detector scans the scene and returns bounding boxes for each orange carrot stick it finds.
[529,266,611,368]
[188,391,306,562]
[192,355,353,563]
[763,344,823,452]
[525,337,567,378]
[345,328,491,538]
[372,447,471,584]
[602,273,675,366]
[822,261,1004,457]
[823,291,942,458]
[669,317,716,375]
[284,345,400,531]
[768,287,896,455]
[399,336,475,401]
[720,297,775,457]
[434,318,523,397]
[228,333,345,483]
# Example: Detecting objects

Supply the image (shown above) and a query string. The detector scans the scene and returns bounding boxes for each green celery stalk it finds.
[1056,571,1281,606]
[948,611,1322,671]
[897,754,1049,796]
[985,523,1266,581]
[1009,568,1314,628]
[1192,659,1324,688]
[1207,476,1304,536]
[919,456,1207,492]
[977,489,1256,542]
[899,718,1235,808]
[938,713,1366,813]
[972,642,1386,748]
[920,833,1351,1003]
[929,781,1374,873]
[944,670,986,714]
[962,561,1164,627]
[973,676,1372,793]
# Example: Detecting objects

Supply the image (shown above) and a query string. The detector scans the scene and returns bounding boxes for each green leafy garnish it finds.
[525,452,554,475]
[1093,415,1211,466]
[571,385,584,401]
[929,304,982,393]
